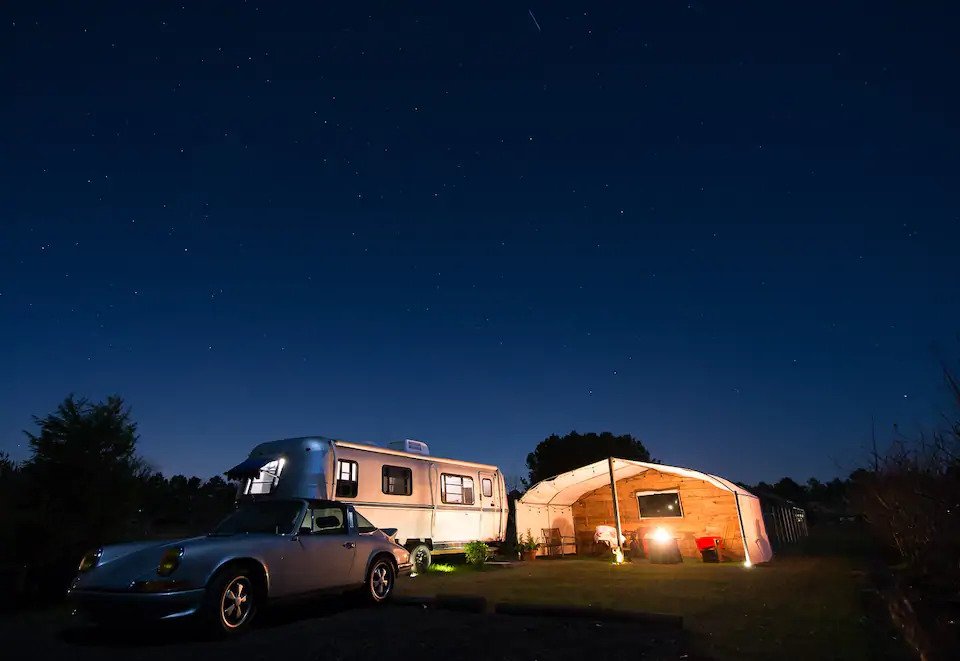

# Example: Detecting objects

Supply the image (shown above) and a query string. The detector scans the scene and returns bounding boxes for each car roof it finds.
[306,498,345,508]
[239,497,349,509]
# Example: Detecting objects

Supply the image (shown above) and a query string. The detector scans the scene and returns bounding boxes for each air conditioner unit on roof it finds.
[388,439,430,455]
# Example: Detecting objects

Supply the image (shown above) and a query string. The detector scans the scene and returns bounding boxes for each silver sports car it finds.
[67,498,412,635]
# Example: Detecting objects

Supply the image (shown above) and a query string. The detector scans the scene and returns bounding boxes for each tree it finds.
[21,395,146,567]
[0,451,15,478]
[771,477,807,504]
[526,431,651,486]
[0,451,22,565]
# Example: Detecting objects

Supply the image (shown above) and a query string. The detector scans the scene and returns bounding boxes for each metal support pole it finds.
[607,457,623,555]
[733,492,753,566]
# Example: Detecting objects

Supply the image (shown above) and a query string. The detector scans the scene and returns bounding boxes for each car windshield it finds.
[211,500,304,535]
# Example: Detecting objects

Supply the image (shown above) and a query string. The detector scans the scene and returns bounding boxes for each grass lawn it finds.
[396,543,906,660]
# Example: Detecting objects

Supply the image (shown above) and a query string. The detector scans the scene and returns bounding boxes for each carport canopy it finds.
[520,457,755,506]
[517,457,771,565]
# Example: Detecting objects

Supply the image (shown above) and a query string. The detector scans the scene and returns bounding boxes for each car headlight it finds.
[157,547,184,576]
[78,548,103,573]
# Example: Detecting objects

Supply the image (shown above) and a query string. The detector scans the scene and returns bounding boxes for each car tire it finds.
[410,543,431,572]
[202,567,258,637]
[365,556,396,605]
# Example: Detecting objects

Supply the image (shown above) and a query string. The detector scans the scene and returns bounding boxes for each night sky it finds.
[2,2,959,485]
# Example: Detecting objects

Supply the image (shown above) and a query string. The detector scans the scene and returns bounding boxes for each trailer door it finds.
[478,471,499,541]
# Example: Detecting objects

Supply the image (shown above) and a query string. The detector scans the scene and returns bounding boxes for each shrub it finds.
[464,540,489,567]
[850,366,960,585]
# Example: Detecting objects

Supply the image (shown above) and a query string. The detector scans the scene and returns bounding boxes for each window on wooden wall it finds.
[636,490,683,518]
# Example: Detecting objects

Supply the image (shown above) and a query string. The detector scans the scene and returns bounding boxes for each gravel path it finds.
[3,601,683,661]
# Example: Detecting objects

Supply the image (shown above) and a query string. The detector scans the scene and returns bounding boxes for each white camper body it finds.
[225,437,508,556]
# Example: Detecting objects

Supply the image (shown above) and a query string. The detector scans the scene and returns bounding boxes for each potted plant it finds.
[518,530,540,561]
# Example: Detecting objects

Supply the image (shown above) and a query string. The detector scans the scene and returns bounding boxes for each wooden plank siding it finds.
[571,470,745,560]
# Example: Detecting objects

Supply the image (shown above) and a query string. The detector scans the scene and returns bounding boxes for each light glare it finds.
[652,527,671,543]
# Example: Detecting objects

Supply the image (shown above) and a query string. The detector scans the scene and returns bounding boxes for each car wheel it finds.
[365,556,395,604]
[203,569,258,636]
[410,543,431,572]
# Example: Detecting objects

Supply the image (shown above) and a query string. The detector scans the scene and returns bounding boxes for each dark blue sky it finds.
[2,1,958,485]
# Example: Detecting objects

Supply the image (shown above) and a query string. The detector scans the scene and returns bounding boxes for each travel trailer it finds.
[224,436,507,569]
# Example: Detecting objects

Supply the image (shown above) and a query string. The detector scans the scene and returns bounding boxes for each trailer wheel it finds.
[410,544,431,572]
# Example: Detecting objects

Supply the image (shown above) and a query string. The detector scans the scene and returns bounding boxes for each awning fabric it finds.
[224,456,273,480]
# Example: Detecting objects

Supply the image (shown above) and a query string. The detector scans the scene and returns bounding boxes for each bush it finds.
[850,366,960,585]
[464,540,489,567]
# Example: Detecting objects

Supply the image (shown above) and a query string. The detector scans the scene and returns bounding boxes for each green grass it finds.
[398,546,901,660]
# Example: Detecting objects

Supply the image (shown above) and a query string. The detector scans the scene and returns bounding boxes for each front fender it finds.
[206,556,271,595]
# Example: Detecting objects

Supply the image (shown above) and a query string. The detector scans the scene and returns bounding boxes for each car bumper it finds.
[397,561,413,576]
[67,587,206,622]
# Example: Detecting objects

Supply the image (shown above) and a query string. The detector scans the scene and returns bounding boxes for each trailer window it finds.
[636,490,683,518]
[382,465,412,496]
[441,474,475,505]
[481,478,493,498]
[336,459,358,498]
[244,458,285,495]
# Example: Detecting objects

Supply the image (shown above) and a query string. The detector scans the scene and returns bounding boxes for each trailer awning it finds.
[224,456,274,480]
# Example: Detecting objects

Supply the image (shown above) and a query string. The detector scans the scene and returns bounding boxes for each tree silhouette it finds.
[2,395,242,606]
[0,451,14,473]
[21,395,146,568]
[526,430,651,486]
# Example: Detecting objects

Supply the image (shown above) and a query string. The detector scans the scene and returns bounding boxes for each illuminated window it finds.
[336,459,358,498]
[636,490,683,518]
[382,465,412,496]
[244,458,285,495]
[441,474,474,505]
[481,478,493,498]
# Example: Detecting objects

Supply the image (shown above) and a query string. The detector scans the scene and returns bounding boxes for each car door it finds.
[291,504,357,592]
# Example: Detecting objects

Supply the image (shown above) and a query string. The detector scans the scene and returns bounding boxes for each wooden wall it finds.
[571,470,745,560]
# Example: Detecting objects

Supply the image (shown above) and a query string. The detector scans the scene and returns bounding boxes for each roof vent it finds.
[388,439,430,455]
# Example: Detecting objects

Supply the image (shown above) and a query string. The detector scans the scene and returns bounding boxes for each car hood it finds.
[71,532,294,592]
[72,535,208,591]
